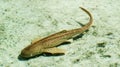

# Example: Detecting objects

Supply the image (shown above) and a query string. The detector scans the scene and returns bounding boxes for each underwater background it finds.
[0,0,120,67]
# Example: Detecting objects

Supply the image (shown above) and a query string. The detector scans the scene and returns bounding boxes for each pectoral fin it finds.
[43,47,66,54]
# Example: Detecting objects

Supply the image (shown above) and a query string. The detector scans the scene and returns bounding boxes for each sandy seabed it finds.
[0,0,120,67]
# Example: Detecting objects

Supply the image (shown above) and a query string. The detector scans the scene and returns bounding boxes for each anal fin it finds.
[64,39,73,43]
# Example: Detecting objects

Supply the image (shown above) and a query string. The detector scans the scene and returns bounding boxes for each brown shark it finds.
[19,7,93,58]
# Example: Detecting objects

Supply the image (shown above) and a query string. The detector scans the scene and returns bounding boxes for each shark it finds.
[19,7,93,58]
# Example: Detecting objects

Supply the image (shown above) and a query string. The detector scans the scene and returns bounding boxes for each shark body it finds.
[19,7,93,58]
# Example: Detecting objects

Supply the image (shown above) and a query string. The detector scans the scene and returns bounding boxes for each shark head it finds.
[19,44,43,58]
